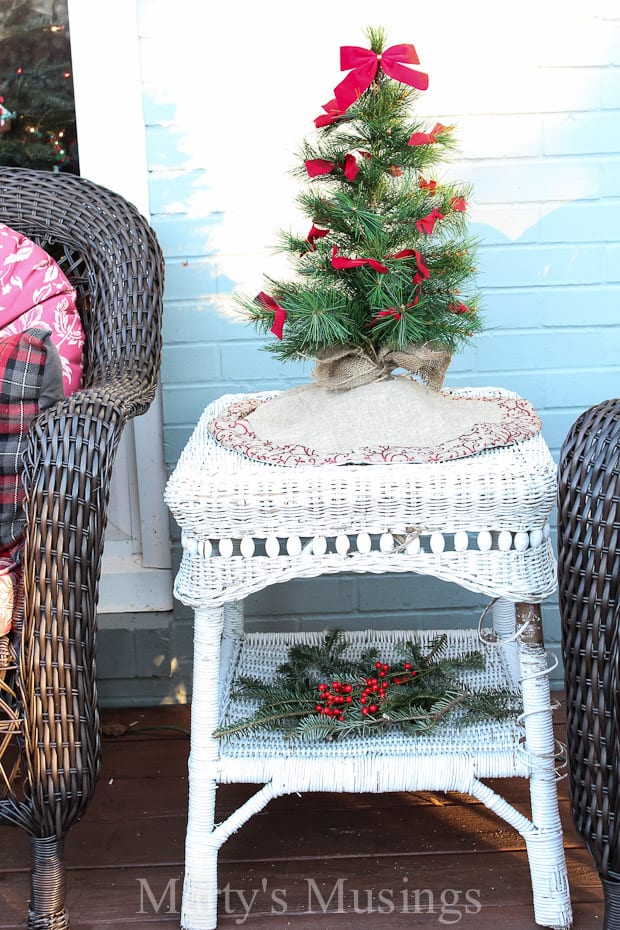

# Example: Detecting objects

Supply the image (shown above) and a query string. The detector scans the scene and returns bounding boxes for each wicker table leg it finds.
[182,606,224,930]
[219,601,243,705]
[516,602,572,929]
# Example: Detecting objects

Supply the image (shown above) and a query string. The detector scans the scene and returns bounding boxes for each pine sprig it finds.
[214,631,520,743]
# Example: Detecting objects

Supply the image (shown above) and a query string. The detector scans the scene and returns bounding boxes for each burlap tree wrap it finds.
[312,343,452,392]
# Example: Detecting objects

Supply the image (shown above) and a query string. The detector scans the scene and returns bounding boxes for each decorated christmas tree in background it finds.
[238,26,482,392]
[0,0,78,173]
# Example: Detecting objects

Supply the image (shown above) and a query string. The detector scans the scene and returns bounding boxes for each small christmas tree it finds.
[237,26,482,392]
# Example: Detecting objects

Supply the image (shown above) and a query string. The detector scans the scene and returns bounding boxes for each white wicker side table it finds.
[165,390,572,930]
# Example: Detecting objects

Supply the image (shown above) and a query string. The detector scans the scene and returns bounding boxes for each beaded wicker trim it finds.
[208,393,542,466]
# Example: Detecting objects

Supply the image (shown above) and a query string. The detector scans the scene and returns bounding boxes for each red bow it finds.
[334,43,429,112]
[314,98,347,128]
[256,291,287,339]
[411,250,430,283]
[389,248,418,261]
[306,224,329,250]
[370,308,402,324]
[450,196,467,212]
[305,153,360,181]
[386,248,429,282]
[416,208,444,235]
[448,301,471,315]
[331,246,388,273]
[408,122,449,147]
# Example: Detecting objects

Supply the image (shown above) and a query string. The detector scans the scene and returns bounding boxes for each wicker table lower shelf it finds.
[218,627,527,785]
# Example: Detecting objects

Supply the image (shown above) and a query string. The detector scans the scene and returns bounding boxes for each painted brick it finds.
[147,171,209,213]
[163,302,250,343]
[473,329,620,372]
[604,244,620,280]
[162,383,248,425]
[458,115,543,159]
[163,258,225,301]
[531,68,603,112]
[220,344,313,382]
[246,576,360,617]
[544,112,620,156]
[470,206,543,243]
[142,84,177,123]
[540,409,590,452]
[544,368,620,407]
[146,126,194,170]
[601,158,620,196]
[481,286,620,328]
[601,69,620,109]
[164,425,197,467]
[134,627,171,678]
[161,344,221,384]
[97,629,135,680]
[475,198,620,250]
[153,215,220,258]
[163,368,316,426]
[533,17,616,67]
[357,575,486,614]
[467,160,601,206]
[534,201,620,244]
[477,243,605,288]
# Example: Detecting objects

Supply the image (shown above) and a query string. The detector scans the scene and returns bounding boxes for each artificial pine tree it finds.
[0,0,78,173]
[238,26,482,392]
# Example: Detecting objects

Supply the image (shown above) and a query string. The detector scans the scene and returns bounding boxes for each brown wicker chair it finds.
[0,167,164,929]
[557,397,620,930]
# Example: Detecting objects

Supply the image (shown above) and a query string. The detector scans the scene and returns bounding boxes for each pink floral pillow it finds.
[0,223,84,395]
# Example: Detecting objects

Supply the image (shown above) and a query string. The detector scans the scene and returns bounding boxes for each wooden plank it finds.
[0,850,602,929]
[100,705,191,733]
[0,789,588,873]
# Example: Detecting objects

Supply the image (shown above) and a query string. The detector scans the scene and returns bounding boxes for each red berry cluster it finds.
[314,660,417,722]
[315,680,354,721]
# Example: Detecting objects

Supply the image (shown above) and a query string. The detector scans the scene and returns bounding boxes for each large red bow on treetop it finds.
[256,291,287,340]
[334,44,429,112]
[331,246,388,273]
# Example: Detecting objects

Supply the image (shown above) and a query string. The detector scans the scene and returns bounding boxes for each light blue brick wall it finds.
[133,2,620,697]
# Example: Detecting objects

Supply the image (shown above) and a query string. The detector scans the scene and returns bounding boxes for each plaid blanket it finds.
[0,327,49,556]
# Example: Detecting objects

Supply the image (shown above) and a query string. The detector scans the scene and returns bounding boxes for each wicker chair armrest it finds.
[20,380,140,624]
[15,383,138,835]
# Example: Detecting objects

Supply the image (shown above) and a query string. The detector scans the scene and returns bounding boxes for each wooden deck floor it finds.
[0,697,604,929]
